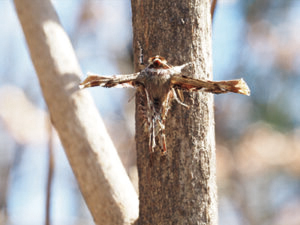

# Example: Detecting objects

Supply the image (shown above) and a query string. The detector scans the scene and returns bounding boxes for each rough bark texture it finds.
[131,0,218,224]
[14,0,138,224]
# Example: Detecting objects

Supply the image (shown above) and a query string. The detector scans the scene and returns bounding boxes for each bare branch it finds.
[13,0,138,224]
[45,121,54,225]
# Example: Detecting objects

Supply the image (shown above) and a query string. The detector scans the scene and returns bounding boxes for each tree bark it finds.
[14,0,138,224]
[131,0,218,224]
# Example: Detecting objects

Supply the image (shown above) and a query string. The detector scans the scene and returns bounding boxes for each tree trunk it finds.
[14,0,138,224]
[131,0,218,224]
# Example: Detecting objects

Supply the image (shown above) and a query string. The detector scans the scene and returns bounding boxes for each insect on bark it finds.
[79,55,250,155]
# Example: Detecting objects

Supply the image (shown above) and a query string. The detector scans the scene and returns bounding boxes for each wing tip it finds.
[236,78,251,96]
[78,84,85,89]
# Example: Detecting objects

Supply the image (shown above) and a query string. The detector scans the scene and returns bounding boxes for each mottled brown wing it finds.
[79,73,140,89]
[171,75,250,96]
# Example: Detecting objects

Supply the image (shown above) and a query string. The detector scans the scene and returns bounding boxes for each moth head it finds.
[148,55,170,69]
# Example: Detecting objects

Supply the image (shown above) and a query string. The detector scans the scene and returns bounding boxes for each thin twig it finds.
[211,0,218,22]
[45,118,54,225]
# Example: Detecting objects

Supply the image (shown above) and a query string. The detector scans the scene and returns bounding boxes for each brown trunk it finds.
[131,0,218,224]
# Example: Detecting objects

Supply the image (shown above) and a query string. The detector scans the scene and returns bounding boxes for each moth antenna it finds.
[127,92,135,103]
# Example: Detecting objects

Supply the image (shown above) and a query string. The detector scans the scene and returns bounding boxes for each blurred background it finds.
[0,0,300,224]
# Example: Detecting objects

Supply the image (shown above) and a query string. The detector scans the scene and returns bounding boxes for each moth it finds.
[79,55,250,154]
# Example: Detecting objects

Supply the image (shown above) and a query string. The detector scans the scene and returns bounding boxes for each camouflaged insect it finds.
[79,55,250,154]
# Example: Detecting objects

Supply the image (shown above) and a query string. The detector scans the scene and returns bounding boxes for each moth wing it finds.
[171,75,250,96]
[79,73,140,89]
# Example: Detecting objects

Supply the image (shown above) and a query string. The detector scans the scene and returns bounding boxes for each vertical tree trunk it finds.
[131,0,218,224]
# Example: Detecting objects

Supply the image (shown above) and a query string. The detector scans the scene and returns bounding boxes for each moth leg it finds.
[161,90,172,122]
[155,90,173,154]
[148,123,153,153]
[143,88,156,153]
[158,121,167,155]
[172,88,189,108]
[158,132,167,155]
[175,88,184,102]
[151,117,156,152]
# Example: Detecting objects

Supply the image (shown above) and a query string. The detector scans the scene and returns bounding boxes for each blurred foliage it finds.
[224,0,300,132]
[0,0,300,224]
[214,1,300,224]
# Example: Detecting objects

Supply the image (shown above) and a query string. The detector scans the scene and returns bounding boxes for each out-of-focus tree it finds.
[13,0,138,224]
